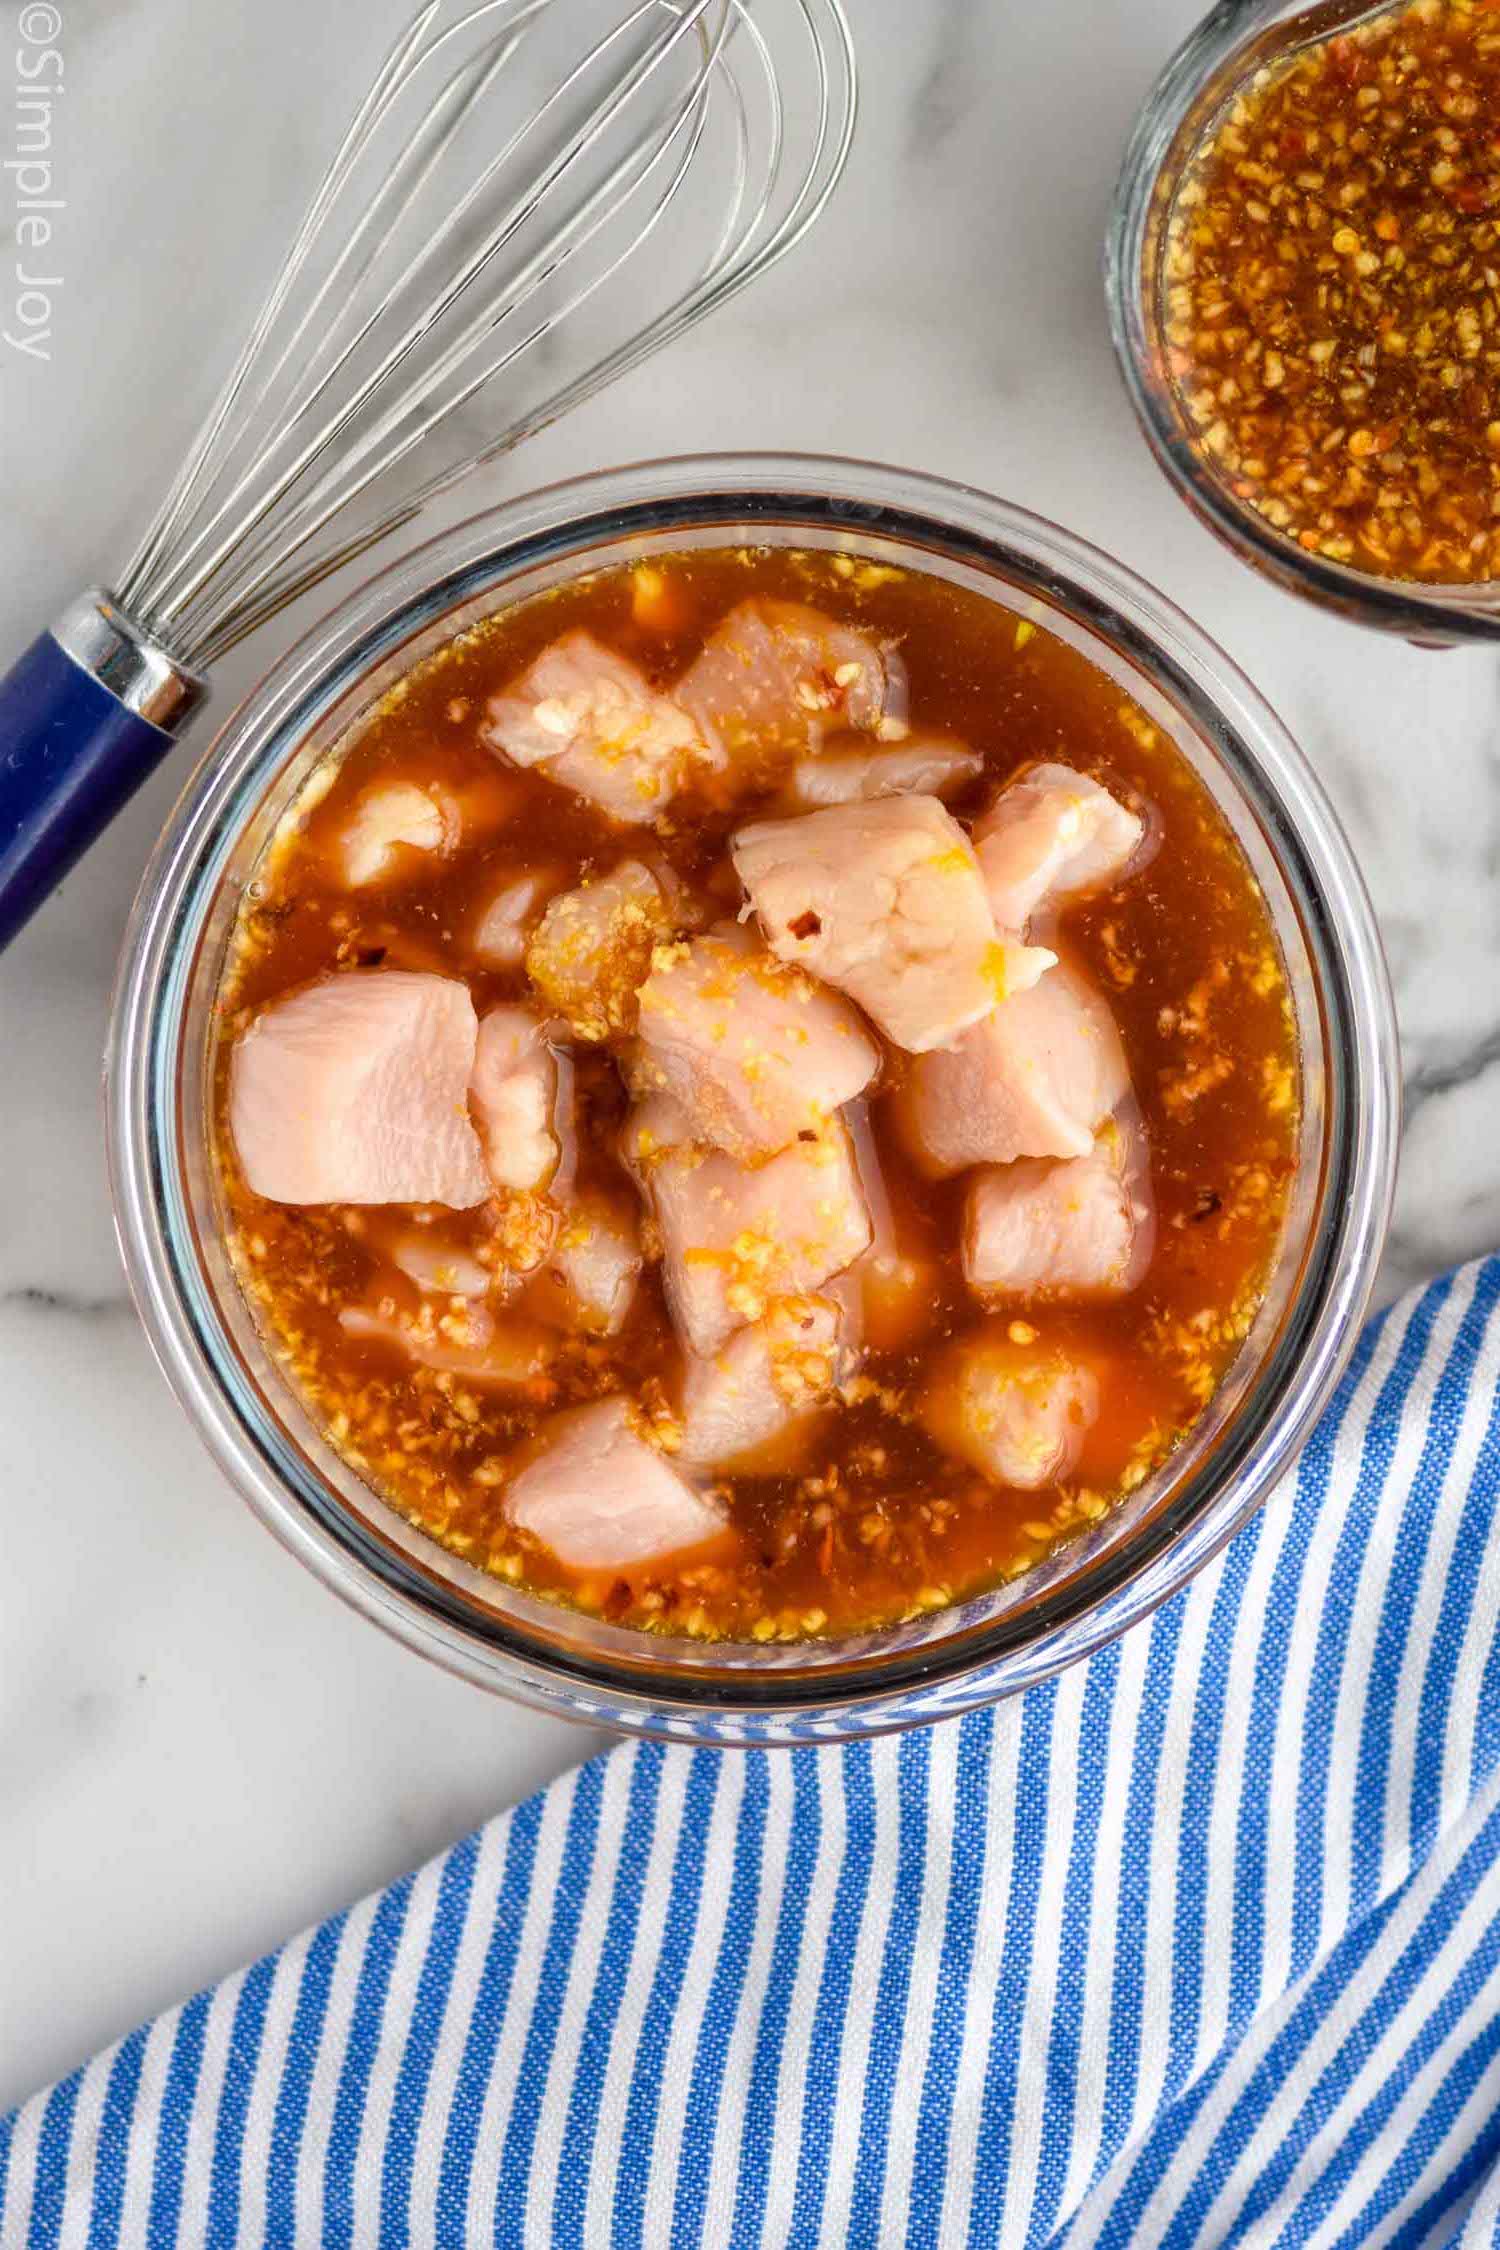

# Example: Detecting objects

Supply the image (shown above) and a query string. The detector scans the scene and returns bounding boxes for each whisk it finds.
[0,0,855,950]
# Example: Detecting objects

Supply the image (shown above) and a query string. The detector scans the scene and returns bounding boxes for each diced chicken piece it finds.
[733,796,1053,1053]
[525,860,673,1041]
[628,1111,872,1357]
[634,925,880,1159]
[549,1046,581,1205]
[389,1237,492,1298]
[343,1212,493,1300]
[469,1006,560,1193]
[339,1300,554,1386]
[631,562,695,636]
[861,1252,942,1353]
[785,733,982,810]
[448,766,524,838]
[506,1397,729,1570]
[842,1099,943,1353]
[531,1194,643,1337]
[471,866,568,968]
[898,965,1131,1175]
[678,1293,854,1470]
[820,1264,867,1357]
[643,852,715,932]
[481,630,709,823]
[230,969,490,1208]
[973,763,1144,930]
[922,1332,1099,1490]
[676,598,906,763]
[338,782,458,887]
[963,1122,1153,1299]
[619,1088,697,1170]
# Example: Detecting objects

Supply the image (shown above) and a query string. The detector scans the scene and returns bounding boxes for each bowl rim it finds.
[105,448,1400,1744]
[1105,0,1500,643]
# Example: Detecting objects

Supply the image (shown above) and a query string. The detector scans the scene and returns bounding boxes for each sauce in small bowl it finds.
[1110,0,1500,637]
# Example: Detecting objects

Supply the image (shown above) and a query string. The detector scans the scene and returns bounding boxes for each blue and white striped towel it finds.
[8,1255,1500,2247]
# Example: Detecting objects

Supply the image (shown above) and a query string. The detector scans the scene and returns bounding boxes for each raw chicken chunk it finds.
[923,1332,1099,1490]
[627,1109,872,1357]
[843,1100,942,1353]
[785,733,981,810]
[974,763,1144,930]
[634,924,880,1159]
[230,969,490,1207]
[631,562,693,635]
[469,1007,559,1193]
[531,1194,642,1337]
[481,630,709,823]
[339,1300,553,1386]
[388,1236,491,1298]
[448,766,524,837]
[620,1088,698,1170]
[963,1122,1153,1298]
[525,860,672,1041]
[339,781,458,886]
[506,1397,729,1570]
[899,965,1131,1174]
[676,598,906,762]
[860,1251,942,1354]
[678,1293,854,1470]
[733,796,1053,1053]
[471,866,568,968]
[343,1211,493,1299]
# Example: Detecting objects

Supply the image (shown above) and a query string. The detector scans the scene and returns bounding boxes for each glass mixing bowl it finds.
[1107,0,1500,643]
[105,452,1398,1744]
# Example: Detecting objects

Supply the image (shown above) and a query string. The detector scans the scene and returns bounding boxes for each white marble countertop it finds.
[3,0,1497,2111]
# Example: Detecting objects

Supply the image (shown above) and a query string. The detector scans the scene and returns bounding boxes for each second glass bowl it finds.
[106,452,1398,1744]
[1107,0,1500,643]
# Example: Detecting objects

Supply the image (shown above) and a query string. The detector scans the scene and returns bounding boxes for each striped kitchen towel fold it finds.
[8,1254,1500,2248]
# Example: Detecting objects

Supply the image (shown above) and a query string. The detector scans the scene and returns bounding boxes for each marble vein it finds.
[0,1283,136,1323]
[904,0,984,158]
[1403,1024,1500,1123]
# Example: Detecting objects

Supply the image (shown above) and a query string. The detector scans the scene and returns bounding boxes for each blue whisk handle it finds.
[0,592,206,952]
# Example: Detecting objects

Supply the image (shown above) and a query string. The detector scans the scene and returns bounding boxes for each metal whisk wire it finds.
[134,0,729,637]
[116,13,534,613]
[113,0,857,672]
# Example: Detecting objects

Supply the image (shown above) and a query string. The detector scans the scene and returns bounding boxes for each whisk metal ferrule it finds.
[50,592,206,736]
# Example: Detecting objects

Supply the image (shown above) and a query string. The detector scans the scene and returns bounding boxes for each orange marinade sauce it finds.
[1162,0,1500,582]
[213,546,1297,1644]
